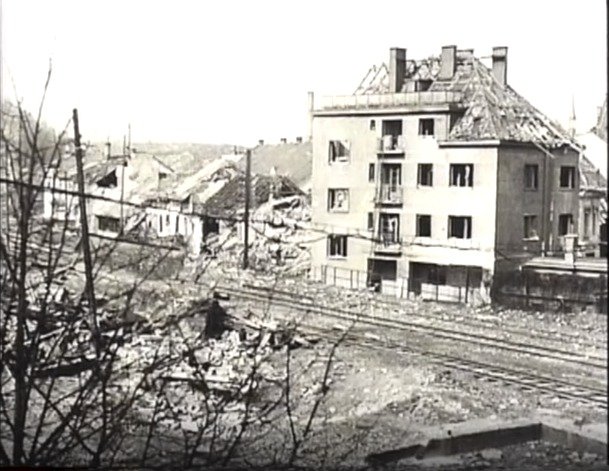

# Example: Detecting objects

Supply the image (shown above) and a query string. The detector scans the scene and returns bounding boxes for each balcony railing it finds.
[316,91,464,111]
[375,185,403,204]
[377,135,405,153]
[374,232,402,253]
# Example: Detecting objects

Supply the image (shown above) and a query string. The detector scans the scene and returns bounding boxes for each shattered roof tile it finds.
[354,53,577,148]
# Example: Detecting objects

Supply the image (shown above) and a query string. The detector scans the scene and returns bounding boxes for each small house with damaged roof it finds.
[310,45,581,303]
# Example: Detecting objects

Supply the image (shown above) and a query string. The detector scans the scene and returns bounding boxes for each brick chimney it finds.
[389,48,406,93]
[439,45,457,80]
[491,47,508,86]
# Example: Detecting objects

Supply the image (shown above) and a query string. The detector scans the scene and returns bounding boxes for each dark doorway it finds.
[367,258,397,291]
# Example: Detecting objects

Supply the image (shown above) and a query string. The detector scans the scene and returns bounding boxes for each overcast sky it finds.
[1,0,606,146]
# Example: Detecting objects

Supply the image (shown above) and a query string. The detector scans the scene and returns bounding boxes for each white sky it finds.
[1,0,606,146]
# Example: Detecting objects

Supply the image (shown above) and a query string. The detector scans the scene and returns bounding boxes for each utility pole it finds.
[243,149,251,269]
[72,109,97,321]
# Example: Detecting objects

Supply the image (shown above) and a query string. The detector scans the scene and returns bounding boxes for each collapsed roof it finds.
[353,48,578,149]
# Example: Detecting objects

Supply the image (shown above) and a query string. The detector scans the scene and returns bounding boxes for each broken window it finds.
[328,140,350,163]
[417,164,433,186]
[379,214,400,244]
[368,163,375,182]
[418,119,435,136]
[523,215,539,239]
[327,235,348,257]
[448,216,472,239]
[416,214,431,237]
[449,164,474,187]
[558,214,573,236]
[367,212,374,231]
[97,215,120,233]
[524,164,539,190]
[328,189,349,212]
[559,166,576,189]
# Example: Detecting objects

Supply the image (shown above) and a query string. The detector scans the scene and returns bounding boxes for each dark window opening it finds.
[448,216,472,239]
[558,214,573,236]
[368,163,375,182]
[380,120,403,151]
[418,118,435,136]
[449,164,474,187]
[379,214,400,244]
[524,164,539,190]
[370,120,376,130]
[367,212,374,231]
[97,215,120,233]
[418,163,433,186]
[559,166,576,189]
[524,215,538,239]
[159,172,169,181]
[328,140,350,163]
[96,169,117,188]
[328,189,349,212]
[416,214,431,237]
[327,235,348,257]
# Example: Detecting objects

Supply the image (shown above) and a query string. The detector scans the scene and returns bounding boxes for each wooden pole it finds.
[242,149,251,269]
[73,109,97,317]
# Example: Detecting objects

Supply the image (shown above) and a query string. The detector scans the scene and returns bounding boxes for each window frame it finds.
[559,166,576,189]
[418,118,435,136]
[524,164,539,191]
[328,140,351,164]
[327,235,348,258]
[368,163,375,183]
[449,164,474,187]
[416,214,432,238]
[558,213,574,236]
[448,215,472,239]
[327,188,350,212]
[417,163,433,187]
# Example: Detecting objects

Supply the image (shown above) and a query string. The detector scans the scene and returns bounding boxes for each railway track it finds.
[215,284,607,410]
[234,281,608,352]
[217,283,606,369]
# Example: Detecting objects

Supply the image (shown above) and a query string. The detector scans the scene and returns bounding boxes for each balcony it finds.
[377,135,405,155]
[375,185,403,205]
[374,232,402,255]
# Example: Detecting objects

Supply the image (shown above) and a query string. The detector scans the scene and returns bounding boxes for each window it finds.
[367,212,374,231]
[524,164,539,190]
[176,214,180,233]
[558,214,573,236]
[379,214,400,244]
[418,119,435,136]
[328,189,349,212]
[159,215,163,232]
[97,215,120,233]
[368,163,375,182]
[328,140,350,163]
[448,216,472,239]
[96,169,118,188]
[559,166,576,189]
[159,172,169,181]
[417,164,433,186]
[449,164,474,187]
[370,120,376,131]
[523,215,539,239]
[327,235,348,257]
[416,215,431,237]
[166,214,170,225]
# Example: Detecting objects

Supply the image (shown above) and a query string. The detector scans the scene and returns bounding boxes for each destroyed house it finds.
[310,45,581,303]
[202,173,304,222]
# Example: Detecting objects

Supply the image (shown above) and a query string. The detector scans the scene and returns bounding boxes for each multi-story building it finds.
[310,45,581,302]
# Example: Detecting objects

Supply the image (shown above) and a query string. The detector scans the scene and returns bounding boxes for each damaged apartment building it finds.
[310,45,581,303]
